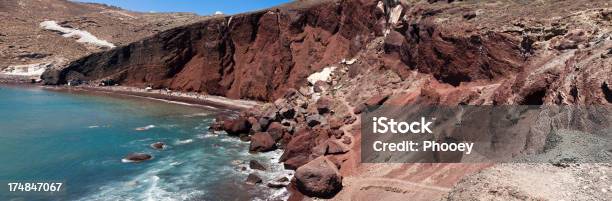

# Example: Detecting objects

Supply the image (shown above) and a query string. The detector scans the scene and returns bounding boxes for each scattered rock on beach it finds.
[258,117,272,130]
[266,122,284,142]
[276,177,289,183]
[267,181,288,188]
[223,117,251,136]
[249,132,276,152]
[306,115,325,127]
[267,177,291,189]
[249,160,267,171]
[326,140,349,154]
[122,153,152,163]
[279,107,296,119]
[316,97,332,114]
[245,173,263,185]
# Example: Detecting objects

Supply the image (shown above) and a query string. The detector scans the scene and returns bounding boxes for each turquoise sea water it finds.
[0,86,289,201]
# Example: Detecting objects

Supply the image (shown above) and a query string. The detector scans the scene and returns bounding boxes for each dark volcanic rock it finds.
[123,153,152,163]
[249,160,267,171]
[267,181,288,189]
[223,117,251,136]
[249,132,276,152]
[279,107,296,119]
[245,173,263,185]
[150,142,165,150]
[306,115,325,127]
[295,156,342,198]
[267,177,290,189]
[316,97,332,114]
[276,177,290,183]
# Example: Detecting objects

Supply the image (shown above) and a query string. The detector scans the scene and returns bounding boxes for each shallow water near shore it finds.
[0,86,290,201]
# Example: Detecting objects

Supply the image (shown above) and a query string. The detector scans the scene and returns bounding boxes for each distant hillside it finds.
[0,0,208,71]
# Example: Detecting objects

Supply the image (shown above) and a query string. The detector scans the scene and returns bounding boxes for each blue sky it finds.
[75,0,292,15]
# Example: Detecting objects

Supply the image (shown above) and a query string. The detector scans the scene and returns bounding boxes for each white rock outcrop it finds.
[40,21,116,48]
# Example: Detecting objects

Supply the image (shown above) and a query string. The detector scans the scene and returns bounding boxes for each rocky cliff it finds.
[43,0,611,105]
[43,0,385,101]
[41,0,611,200]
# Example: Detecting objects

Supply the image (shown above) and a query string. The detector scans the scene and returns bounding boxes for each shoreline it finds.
[1,82,261,111]
[0,84,288,200]
[1,82,292,200]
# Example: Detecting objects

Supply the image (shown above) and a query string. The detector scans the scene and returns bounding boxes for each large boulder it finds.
[280,129,316,170]
[223,117,252,136]
[266,122,284,142]
[294,156,342,198]
[249,132,276,152]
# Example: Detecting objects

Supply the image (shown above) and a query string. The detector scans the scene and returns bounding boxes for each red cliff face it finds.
[43,0,385,101]
[43,0,611,105]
